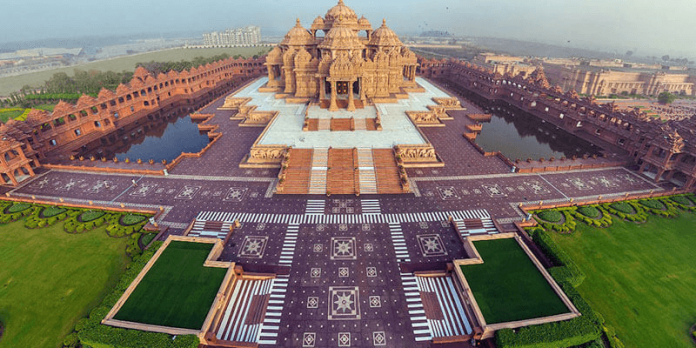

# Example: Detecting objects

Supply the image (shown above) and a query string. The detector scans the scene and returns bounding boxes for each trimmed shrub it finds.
[570,205,613,228]
[577,206,600,218]
[42,206,67,218]
[125,233,142,257]
[610,202,635,214]
[537,210,563,223]
[6,202,31,213]
[80,210,106,222]
[121,214,147,226]
[63,332,79,348]
[670,195,692,206]
[532,230,585,287]
[639,199,665,210]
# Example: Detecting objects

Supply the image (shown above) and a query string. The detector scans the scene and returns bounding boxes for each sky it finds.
[3,0,695,58]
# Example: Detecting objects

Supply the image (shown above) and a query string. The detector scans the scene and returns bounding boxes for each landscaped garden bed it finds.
[522,195,696,348]
[113,241,227,329]
[460,238,571,324]
[0,200,167,348]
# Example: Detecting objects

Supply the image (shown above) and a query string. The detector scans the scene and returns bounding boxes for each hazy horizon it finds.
[3,0,695,58]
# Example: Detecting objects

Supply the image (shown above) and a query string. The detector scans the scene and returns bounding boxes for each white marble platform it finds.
[232,77,450,149]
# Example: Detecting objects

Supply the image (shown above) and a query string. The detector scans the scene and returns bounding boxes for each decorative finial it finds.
[382,18,387,26]
[296,18,301,27]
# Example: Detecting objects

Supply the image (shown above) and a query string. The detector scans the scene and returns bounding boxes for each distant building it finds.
[202,26,261,47]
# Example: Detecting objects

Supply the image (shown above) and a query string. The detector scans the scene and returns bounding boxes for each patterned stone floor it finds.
[8,77,670,347]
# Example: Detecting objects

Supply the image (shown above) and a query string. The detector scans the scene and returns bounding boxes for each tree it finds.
[662,55,670,62]
[625,50,633,57]
[658,92,676,105]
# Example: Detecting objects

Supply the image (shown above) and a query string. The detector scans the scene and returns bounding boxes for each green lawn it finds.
[551,213,696,348]
[114,241,227,329]
[0,47,271,96]
[461,238,570,324]
[0,109,25,123]
[0,220,129,348]
[460,238,570,324]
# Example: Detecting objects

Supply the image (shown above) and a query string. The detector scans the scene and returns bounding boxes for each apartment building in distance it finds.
[202,26,261,47]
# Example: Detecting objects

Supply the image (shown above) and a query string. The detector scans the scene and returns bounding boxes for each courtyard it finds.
[0,2,692,347]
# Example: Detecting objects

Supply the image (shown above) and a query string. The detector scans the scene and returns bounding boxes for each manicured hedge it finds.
[42,205,67,218]
[7,202,31,213]
[537,210,563,223]
[530,229,585,287]
[639,199,665,210]
[121,214,148,226]
[609,202,634,214]
[0,203,35,223]
[80,210,106,222]
[670,195,692,206]
[77,242,200,348]
[571,205,612,228]
[577,206,600,218]
[604,201,649,222]
[534,208,577,232]
[24,206,70,229]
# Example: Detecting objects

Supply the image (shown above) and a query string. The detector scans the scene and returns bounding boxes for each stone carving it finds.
[248,146,288,163]
[396,145,437,162]
[432,97,463,110]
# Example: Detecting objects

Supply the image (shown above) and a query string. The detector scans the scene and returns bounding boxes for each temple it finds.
[264,0,418,111]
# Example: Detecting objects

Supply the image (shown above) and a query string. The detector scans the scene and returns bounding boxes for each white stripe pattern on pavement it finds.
[389,222,410,263]
[401,273,433,342]
[195,209,490,226]
[278,224,299,266]
[257,275,289,346]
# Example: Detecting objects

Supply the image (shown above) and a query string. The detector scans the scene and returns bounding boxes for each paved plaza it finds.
[12,77,666,347]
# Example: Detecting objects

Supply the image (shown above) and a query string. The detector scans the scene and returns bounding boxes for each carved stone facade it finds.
[419,57,696,189]
[265,0,418,111]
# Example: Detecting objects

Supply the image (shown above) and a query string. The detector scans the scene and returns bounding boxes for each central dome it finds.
[318,18,364,50]
[325,0,358,22]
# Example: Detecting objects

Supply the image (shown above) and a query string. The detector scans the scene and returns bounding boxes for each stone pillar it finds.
[25,165,35,177]
[685,176,696,190]
[347,81,356,111]
[359,78,366,102]
[638,162,648,174]
[268,65,275,81]
[8,171,18,186]
[655,169,665,182]
[329,80,338,111]
[319,78,326,101]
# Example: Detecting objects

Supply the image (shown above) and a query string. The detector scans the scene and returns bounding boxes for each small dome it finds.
[358,15,371,27]
[369,19,402,47]
[325,0,358,22]
[311,16,325,28]
[282,18,314,46]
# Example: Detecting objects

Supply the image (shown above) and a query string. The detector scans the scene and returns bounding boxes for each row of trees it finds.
[135,53,240,75]
[1,53,250,109]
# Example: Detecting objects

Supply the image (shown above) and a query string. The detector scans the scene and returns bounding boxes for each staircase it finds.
[452,218,498,240]
[328,148,356,195]
[356,148,378,194]
[373,149,403,194]
[317,118,331,131]
[278,147,405,196]
[308,148,328,194]
[282,149,313,194]
[354,118,367,131]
